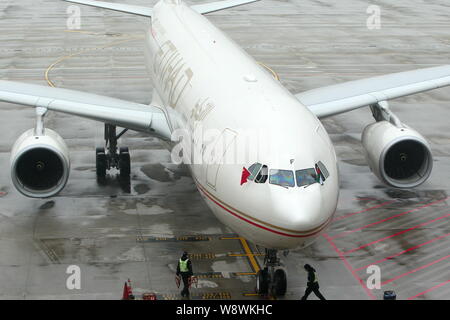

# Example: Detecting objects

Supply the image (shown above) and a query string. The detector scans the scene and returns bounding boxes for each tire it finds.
[273,269,287,296]
[96,147,107,178]
[256,268,269,295]
[119,147,131,178]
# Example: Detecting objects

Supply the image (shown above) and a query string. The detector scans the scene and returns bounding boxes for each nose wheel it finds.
[255,249,287,297]
[96,124,131,180]
[256,268,269,294]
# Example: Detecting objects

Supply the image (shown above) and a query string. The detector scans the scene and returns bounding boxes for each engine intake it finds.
[362,121,433,188]
[11,128,70,198]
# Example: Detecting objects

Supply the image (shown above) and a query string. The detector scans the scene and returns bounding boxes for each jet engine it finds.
[10,128,70,198]
[362,120,433,188]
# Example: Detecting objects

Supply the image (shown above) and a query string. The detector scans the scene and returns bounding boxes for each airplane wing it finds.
[295,65,450,118]
[191,0,260,14]
[63,0,260,16]
[63,0,153,17]
[0,80,171,139]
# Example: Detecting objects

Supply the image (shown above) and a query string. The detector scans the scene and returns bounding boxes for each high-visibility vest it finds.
[179,259,189,272]
[313,272,318,283]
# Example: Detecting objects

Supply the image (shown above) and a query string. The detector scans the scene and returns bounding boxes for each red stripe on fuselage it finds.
[195,181,331,238]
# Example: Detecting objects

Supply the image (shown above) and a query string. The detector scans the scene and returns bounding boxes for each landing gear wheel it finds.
[119,147,130,178]
[256,268,269,295]
[96,124,131,180]
[96,147,107,178]
[256,249,287,298]
[273,269,287,296]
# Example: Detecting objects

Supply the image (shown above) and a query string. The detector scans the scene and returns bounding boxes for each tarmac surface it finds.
[0,0,449,300]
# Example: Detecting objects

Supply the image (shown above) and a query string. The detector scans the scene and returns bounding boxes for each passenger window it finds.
[296,168,317,187]
[247,163,262,181]
[255,165,268,183]
[269,169,295,188]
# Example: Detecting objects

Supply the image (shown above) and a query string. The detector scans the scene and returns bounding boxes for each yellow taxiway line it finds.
[45,32,144,87]
[222,236,261,274]
[258,61,280,81]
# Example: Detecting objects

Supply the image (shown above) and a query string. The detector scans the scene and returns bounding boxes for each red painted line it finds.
[407,280,450,300]
[333,200,395,222]
[330,197,449,240]
[344,213,450,254]
[322,233,377,300]
[196,182,331,238]
[355,233,450,271]
[381,254,450,286]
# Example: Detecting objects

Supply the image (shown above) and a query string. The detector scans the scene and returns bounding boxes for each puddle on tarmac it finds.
[39,201,55,210]
[134,184,150,195]
[141,164,172,182]
[384,189,447,200]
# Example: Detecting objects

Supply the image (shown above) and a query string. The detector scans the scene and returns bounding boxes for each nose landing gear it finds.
[96,124,131,180]
[256,249,287,297]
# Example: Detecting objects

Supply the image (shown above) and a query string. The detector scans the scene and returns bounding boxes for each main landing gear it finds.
[96,124,131,180]
[256,249,287,297]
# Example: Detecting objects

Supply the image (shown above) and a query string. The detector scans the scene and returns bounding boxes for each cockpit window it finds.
[254,165,268,183]
[269,169,295,188]
[249,162,329,187]
[316,161,330,181]
[247,163,262,181]
[296,168,317,187]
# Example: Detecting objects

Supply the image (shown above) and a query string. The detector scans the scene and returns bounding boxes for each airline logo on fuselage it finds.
[153,40,193,108]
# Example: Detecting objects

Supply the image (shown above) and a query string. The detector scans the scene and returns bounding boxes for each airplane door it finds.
[206,128,237,190]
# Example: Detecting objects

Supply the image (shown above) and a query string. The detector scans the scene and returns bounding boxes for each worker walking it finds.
[176,251,193,298]
[301,264,326,300]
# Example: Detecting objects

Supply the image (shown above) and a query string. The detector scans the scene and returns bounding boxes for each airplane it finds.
[0,0,449,297]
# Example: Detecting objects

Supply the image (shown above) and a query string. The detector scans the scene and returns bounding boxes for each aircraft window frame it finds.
[254,165,268,183]
[247,163,262,181]
[295,168,318,187]
[316,161,330,180]
[269,169,295,188]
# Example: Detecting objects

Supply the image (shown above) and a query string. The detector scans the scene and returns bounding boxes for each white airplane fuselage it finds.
[144,0,339,250]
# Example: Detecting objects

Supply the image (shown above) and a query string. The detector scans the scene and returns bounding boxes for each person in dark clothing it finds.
[301,264,326,300]
[176,251,193,297]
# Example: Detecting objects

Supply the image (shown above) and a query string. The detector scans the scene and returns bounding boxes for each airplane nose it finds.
[270,185,327,233]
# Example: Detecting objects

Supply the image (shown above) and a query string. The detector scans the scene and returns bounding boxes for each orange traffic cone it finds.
[122,279,135,300]
[122,282,129,300]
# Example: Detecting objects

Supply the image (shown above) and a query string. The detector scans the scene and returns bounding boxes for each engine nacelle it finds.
[10,128,70,198]
[362,121,433,188]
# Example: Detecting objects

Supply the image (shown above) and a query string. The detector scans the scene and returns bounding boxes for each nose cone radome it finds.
[270,184,328,234]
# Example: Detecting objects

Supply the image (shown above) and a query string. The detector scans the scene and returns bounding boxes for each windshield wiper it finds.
[303,182,317,189]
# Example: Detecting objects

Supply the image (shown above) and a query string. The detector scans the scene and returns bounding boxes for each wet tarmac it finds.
[0,0,449,300]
